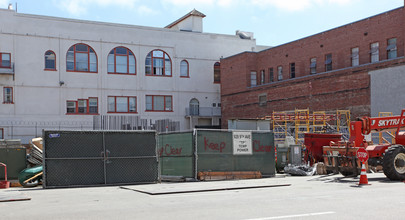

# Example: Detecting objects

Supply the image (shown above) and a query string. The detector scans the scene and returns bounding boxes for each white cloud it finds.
[162,0,236,7]
[58,0,87,16]
[218,0,234,7]
[55,0,138,16]
[53,0,360,17]
[138,5,158,16]
[251,0,312,11]
[250,0,356,11]
[0,0,11,9]
[162,0,355,11]
[329,0,353,5]
[162,0,214,6]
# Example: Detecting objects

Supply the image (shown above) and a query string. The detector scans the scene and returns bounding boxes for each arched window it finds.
[189,98,199,116]
[145,50,171,76]
[66,43,97,72]
[107,47,136,74]
[214,62,220,83]
[180,60,189,77]
[44,50,56,70]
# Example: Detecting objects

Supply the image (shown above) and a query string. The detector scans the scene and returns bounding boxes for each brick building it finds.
[220,5,405,128]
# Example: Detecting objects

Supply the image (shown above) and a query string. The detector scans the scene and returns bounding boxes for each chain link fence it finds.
[0,121,93,144]
[1,116,181,144]
[43,130,158,188]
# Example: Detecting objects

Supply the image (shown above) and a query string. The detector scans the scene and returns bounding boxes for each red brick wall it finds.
[220,7,405,128]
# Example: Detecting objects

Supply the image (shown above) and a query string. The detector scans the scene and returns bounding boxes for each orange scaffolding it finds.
[267,109,351,145]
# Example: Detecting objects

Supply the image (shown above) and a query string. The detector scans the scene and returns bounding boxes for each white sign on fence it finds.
[232,131,253,155]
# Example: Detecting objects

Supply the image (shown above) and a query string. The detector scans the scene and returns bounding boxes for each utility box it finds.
[276,144,289,171]
[276,137,303,172]
[0,140,27,180]
[289,145,302,165]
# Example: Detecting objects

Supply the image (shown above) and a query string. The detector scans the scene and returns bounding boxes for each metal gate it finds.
[43,130,158,188]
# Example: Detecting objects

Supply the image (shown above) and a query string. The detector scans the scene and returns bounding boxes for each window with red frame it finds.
[214,62,220,83]
[146,95,172,111]
[107,96,137,113]
[66,97,98,114]
[180,60,189,77]
[145,50,172,76]
[3,87,13,104]
[107,47,136,74]
[66,44,97,72]
[0,53,11,68]
[0,128,3,139]
[45,50,56,70]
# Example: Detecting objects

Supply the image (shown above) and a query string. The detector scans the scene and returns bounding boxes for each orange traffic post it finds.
[358,163,370,186]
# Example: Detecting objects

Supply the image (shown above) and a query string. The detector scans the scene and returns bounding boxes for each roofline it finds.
[260,6,404,53]
[165,9,206,29]
[222,51,257,61]
[3,9,249,40]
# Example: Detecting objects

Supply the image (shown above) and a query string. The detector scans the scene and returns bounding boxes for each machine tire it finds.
[339,157,359,177]
[340,170,356,177]
[340,167,359,177]
[22,179,39,188]
[383,145,405,181]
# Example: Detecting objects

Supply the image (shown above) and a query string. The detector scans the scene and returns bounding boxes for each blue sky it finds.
[1,0,403,46]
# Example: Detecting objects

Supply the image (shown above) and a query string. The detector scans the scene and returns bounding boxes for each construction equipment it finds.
[304,133,342,165]
[322,109,405,180]
[18,166,43,187]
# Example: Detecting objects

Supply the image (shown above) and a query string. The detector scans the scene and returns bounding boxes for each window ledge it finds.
[66,113,99,115]
[145,74,172,77]
[107,112,138,114]
[108,72,136,75]
[2,102,14,104]
[44,69,57,71]
[180,76,190,78]
[145,110,174,112]
[66,70,98,74]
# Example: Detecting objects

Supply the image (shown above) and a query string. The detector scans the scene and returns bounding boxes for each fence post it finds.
[35,122,38,137]
[193,129,198,180]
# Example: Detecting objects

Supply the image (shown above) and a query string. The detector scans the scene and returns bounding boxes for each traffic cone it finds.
[358,163,370,185]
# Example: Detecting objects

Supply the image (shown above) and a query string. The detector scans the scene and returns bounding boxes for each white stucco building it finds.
[0,7,259,143]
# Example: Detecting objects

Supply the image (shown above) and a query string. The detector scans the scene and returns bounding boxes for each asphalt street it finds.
[1,172,404,220]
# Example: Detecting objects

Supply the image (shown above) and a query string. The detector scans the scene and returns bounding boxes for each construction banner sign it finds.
[232,131,253,155]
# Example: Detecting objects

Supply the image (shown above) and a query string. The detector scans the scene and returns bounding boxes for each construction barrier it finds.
[159,129,275,179]
[43,130,159,188]
[42,129,274,188]
[158,132,194,178]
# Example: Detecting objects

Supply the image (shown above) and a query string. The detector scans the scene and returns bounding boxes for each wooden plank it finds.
[23,172,43,184]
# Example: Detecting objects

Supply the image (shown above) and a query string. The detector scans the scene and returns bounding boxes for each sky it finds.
[0,0,403,46]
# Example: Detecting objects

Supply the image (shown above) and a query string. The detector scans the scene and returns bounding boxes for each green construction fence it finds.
[158,129,275,178]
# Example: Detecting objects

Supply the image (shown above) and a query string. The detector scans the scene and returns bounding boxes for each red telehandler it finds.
[322,109,405,180]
